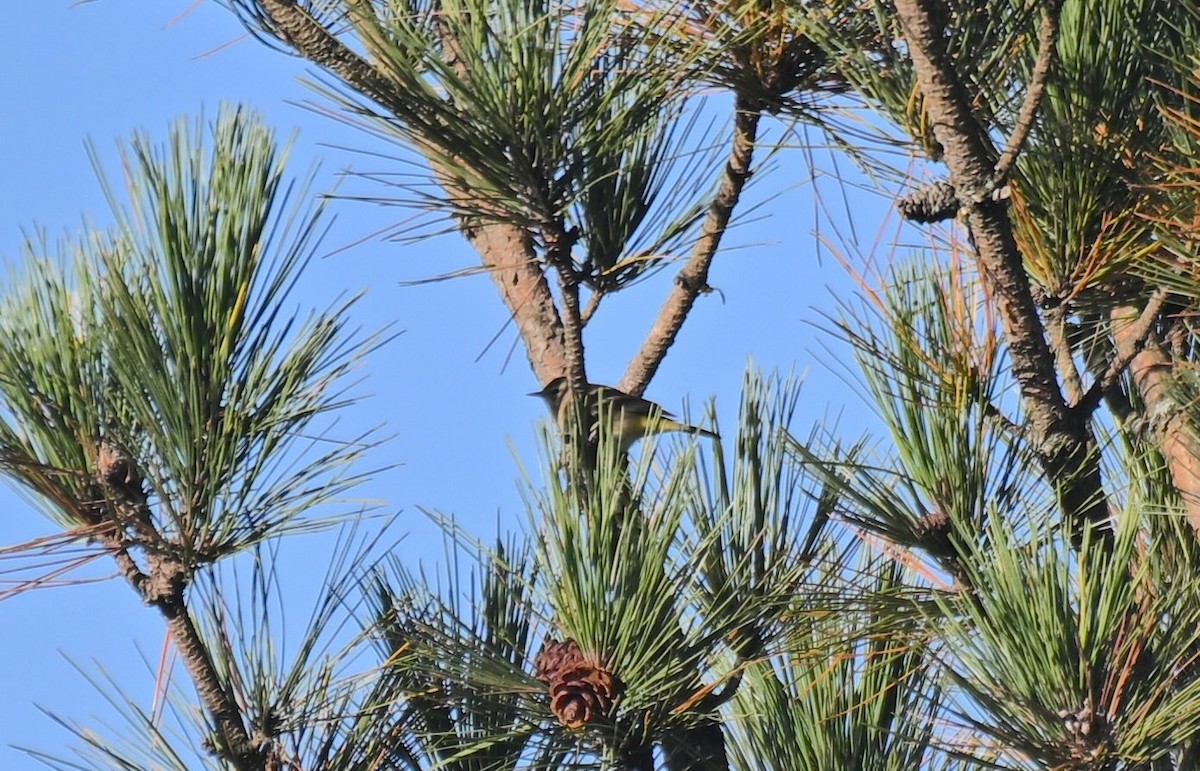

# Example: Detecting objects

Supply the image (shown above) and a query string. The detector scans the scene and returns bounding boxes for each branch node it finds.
[676,273,714,296]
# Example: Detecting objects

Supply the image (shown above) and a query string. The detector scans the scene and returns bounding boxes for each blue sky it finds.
[0,2,895,763]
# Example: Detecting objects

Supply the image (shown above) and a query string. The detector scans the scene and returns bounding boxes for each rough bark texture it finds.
[92,466,261,770]
[620,95,761,397]
[256,0,567,385]
[894,0,1108,536]
[427,0,570,386]
[1046,304,1084,404]
[463,218,567,384]
[259,0,398,106]
[545,228,588,396]
[154,571,264,768]
[991,1,1061,183]
[104,539,261,768]
[1112,304,1200,533]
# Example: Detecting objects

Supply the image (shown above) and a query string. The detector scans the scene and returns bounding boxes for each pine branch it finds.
[155,583,262,768]
[552,231,598,473]
[990,0,1062,186]
[1078,290,1167,414]
[256,0,400,109]
[93,456,262,770]
[1112,299,1200,533]
[250,0,569,383]
[892,0,1108,539]
[547,226,588,397]
[466,220,567,382]
[422,2,570,384]
[620,93,761,397]
[1046,303,1084,405]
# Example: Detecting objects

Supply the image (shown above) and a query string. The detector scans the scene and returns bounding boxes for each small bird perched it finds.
[530,376,718,450]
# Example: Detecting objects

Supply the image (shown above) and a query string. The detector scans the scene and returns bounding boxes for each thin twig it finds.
[976,397,1023,444]
[1046,303,1085,404]
[580,290,604,326]
[620,93,761,397]
[684,669,745,713]
[556,272,588,395]
[1076,289,1168,414]
[989,0,1062,188]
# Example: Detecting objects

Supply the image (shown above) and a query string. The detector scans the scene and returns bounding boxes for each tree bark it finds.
[1113,304,1200,533]
[461,217,567,383]
[90,470,262,770]
[621,95,761,397]
[153,575,263,769]
[893,0,1108,537]
[254,0,568,384]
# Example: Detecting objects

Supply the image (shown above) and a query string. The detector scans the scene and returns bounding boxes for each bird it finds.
[530,376,718,450]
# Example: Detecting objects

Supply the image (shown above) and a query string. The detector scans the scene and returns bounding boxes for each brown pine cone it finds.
[549,662,621,729]
[96,442,145,498]
[534,638,584,681]
[533,638,622,729]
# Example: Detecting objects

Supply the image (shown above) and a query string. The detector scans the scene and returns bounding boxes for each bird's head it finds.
[529,376,568,410]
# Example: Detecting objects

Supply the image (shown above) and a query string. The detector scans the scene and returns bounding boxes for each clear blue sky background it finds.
[0,2,897,764]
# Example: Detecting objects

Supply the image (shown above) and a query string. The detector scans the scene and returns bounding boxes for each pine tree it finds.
[8,0,1200,768]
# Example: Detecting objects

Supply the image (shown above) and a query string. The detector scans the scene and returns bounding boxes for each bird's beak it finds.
[529,377,565,400]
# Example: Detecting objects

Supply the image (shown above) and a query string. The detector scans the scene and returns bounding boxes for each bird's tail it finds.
[656,417,718,440]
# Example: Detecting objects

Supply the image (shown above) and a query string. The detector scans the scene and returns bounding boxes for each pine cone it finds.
[534,639,584,681]
[96,442,142,493]
[534,638,622,729]
[897,181,960,223]
[549,662,621,729]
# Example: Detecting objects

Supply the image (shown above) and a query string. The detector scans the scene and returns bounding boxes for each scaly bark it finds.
[621,94,761,397]
[255,0,567,383]
[894,0,1108,537]
[1112,303,1200,533]
[92,448,262,770]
